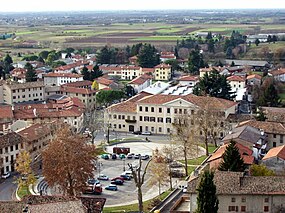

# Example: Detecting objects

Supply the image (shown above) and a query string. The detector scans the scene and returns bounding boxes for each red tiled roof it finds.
[0,105,13,119]
[238,120,285,135]
[227,75,246,82]
[55,61,88,71]
[160,51,175,55]
[60,86,97,95]
[178,75,199,81]
[247,74,262,80]
[62,80,92,88]
[141,68,154,73]
[263,145,285,160]
[96,77,114,86]
[18,123,53,142]
[44,73,83,78]
[155,63,171,68]
[128,75,152,85]
[160,55,176,59]
[208,143,254,165]
[120,65,141,70]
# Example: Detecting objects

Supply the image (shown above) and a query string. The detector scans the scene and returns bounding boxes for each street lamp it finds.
[107,123,111,144]
[123,159,126,172]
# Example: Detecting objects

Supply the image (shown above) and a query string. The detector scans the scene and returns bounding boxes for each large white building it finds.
[105,93,238,135]
[43,73,83,86]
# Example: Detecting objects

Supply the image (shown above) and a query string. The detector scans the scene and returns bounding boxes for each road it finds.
[0,176,17,201]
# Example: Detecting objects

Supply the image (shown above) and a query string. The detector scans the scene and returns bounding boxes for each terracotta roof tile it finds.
[128,74,152,85]
[238,120,285,135]
[5,81,44,90]
[96,77,114,86]
[227,75,246,82]
[0,132,25,149]
[61,86,97,95]
[247,74,262,80]
[62,80,92,88]
[155,63,171,68]
[270,68,285,76]
[178,75,199,81]
[18,123,53,142]
[263,145,285,160]
[0,105,13,119]
[44,73,83,78]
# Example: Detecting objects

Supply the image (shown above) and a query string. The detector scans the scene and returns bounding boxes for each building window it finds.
[151,107,154,112]
[167,108,170,113]
[241,197,246,202]
[113,124,117,128]
[166,118,171,123]
[113,115,117,119]
[133,116,135,120]
[184,109,187,114]
[273,134,277,138]
[264,198,269,203]
[5,147,8,153]
[150,117,155,122]
[6,156,8,163]
[144,116,149,122]
[231,198,236,202]
[151,127,154,132]
[159,127,162,132]
[158,117,163,122]
[122,115,125,120]
[159,108,162,113]
[140,116,143,121]
[228,206,238,212]
[273,142,276,147]
[191,110,194,114]
[145,107,148,112]
[174,108,177,114]
[241,206,246,212]
[145,126,148,131]
[139,106,142,111]
[10,146,13,152]
[123,125,125,128]
[264,206,269,212]
[179,109,182,114]
[167,128,170,133]
[118,115,121,119]
[119,124,121,129]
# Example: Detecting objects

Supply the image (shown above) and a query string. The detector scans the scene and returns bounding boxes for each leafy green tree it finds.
[196,170,219,213]
[218,140,245,172]
[256,109,266,121]
[39,50,49,59]
[96,46,112,64]
[206,32,213,40]
[91,64,103,80]
[250,164,275,176]
[4,54,13,64]
[193,70,234,100]
[46,52,57,65]
[51,61,66,68]
[25,62,37,82]
[137,43,160,68]
[263,84,281,107]
[165,59,179,71]
[96,90,125,106]
[188,49,205,74]
[37,56,45,63]
[207,39,215,53]
[71,68,78,74]
[81,66,90,81]
[22,55,38,61]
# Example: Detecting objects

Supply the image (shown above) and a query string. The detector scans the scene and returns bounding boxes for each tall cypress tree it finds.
[25,62,37,82]
[219,140,245,172]
[196,170,219,213]
[81,66,90,81]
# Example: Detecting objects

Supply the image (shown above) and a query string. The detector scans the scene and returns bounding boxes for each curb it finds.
[15,186,21,201]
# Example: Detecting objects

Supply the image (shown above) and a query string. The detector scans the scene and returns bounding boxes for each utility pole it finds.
[107,123,110,144]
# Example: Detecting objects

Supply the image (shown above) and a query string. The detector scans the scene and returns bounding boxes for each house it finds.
[105,93,237,135]
[0,195,106,213]
[177,75,199,87]
[207,143,254,170]
[227,75,246,90]
[120,65,141,80]
[128,74,152,93]
[222,125,267,159]
[0,132,25,175]
[224,59,269,69]
[0,105,13,135]
[10,68,27,83]
[262,145,285,174]
[246,74,262,86]
[43,72,83,86]
[95,77,117,90]
[199,66,223,78]
[129,55,138,65]
[54,61,89,73]
[17,122,55,171]
[262,107,285,124]
[238,120,285,148]
[188,171,285,213]
[1,81,45,105]
[269,68,285,82]
[160,51,176,62]
[154,63,172,81]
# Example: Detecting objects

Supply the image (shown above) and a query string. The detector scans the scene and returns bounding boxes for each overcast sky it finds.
[1,0,285,12]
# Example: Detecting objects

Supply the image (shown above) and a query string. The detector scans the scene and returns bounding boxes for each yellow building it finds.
[154,64,172,81]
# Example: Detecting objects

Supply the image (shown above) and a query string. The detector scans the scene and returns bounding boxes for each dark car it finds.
[97,174,109,181]
[127,153,134,159]
[111,179,124,185]
[141,155,150,160]
[105,184,118,191]
[87,178,100,186]
[120,174,131,180]
[111,154,117,160]
[134,154,141,159]
[132,131,141,135]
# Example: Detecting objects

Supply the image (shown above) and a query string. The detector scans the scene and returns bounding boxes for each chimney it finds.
[33,108,37,117]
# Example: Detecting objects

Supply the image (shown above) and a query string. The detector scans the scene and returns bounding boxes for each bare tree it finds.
[42,125,97,196]
[128,157,152,213]
[148,149,169,198]
[172,114,199,176]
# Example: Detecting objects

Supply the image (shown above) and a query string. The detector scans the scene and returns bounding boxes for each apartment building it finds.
[120,65,141,80]
[188,171,285,213]
[0,105,13,135]
[227,75,246,90]
[1,81,45,105]
[154,63,172,81]
[0,132,25,175]
[43,72,83,86]
[105,93,237,135]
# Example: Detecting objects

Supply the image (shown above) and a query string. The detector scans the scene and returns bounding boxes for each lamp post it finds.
[107,123,111,144]
[123,159,126,172]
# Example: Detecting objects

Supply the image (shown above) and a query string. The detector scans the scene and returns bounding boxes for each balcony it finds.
[125,119,137,123]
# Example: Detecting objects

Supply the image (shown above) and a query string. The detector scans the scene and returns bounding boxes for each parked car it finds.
[122,171,133,177]
[134,154,141,159]
[127,153,133,159]
[105,184,118,191]
[97,174,109,181]
[1,172,10,179]
[141,155,150,160]
[141,131,152,135]
[87,178,100,186]
[120,174,131,180]
[101,154,109,160]
[111,177,125,182]
[111,154,117,160]
[119,154,126,159]
[132,131,142,135]
[111,179,124,185]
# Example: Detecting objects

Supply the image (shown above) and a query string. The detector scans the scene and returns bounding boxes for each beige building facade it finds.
[154,64,172,81]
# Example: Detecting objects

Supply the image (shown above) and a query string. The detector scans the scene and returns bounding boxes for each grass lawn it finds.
[17,185,30,199]
[103,190,172,213]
